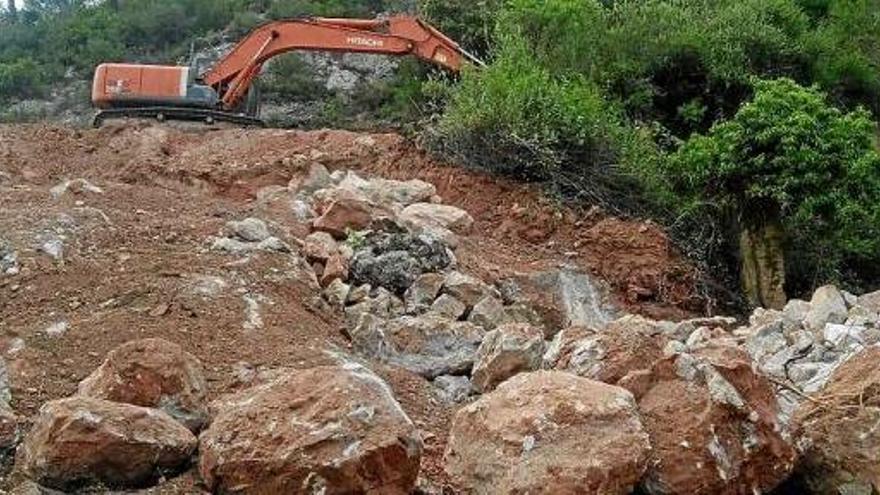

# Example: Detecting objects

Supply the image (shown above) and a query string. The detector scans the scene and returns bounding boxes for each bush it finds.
[430,33,657,210]
[805,0,880,113]
[668,78,880,292]
[0,59,47,101]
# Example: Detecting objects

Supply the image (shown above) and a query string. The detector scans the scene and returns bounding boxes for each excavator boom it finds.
[91,15,481,126]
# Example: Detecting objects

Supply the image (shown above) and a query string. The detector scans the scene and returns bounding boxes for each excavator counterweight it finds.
[91,15,481,127]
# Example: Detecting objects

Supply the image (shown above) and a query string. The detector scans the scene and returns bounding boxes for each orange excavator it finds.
[91,15,482,127]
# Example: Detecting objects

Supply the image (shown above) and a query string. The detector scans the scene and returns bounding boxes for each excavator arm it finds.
[203,15,483,111]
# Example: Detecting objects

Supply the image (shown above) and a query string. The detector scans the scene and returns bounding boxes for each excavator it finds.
[90,15,482,127]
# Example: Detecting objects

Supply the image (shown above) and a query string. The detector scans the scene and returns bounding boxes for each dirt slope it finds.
[0,122,704,492]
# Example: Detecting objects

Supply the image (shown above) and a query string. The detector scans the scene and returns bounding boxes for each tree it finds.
[669,78,880,300]
[6,0,17,20]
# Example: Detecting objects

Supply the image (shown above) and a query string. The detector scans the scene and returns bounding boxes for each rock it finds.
[43,321,68,337]
[38,237,63,261]
[442,271,494,309]
[0,358,19,451]
[548,315,667,385]
[846,304,879,327]
[350,232,452,295]
[19,397,197,490]
[303,231,339,262]
[434,375,472,403]
[50,178,103,199]
[210,236,289,254]
[227,217,271,242]
[344,288,404,328]
[634,345,795,494]
[312,196,373,239]
[77,338,209,432]
[323,279,350,308]
[468,296,505,330]
[338,173,436,206]
[430,294,467,320]
[822,323,865,350]
[290,162,332,195]
[346,284,371,305]
[0,239,18,276]
[471,324,544,393]
[857,289,880,313]
[199,364,422,494]
[444,371,650,494]
[399,203,474,237]
[783,299,811,323]
[744,321,788,363]
[351,313,483,378]
[792,347,880,494]
[403,273,444,314]
[805,285,848,330]
[320,252,349,287]
[508,268,616,337]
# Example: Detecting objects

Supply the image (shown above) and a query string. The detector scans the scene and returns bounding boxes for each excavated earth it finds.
[0,122,703,493]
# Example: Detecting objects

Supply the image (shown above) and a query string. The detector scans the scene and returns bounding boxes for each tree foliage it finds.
[668,79,880,290]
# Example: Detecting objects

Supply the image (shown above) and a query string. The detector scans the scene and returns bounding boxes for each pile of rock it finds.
[18,339,204,490]
[14,340,425,494]
[742,285,880,424]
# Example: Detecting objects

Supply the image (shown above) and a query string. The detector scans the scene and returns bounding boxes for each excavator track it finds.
[92,107,264,128]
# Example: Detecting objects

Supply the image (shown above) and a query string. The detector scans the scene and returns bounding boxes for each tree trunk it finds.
[6,0,16,20]
[739,219,787,309]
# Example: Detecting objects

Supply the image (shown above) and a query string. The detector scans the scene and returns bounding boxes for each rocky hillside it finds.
[1,122,878,493]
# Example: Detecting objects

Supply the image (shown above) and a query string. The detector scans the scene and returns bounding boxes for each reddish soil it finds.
[0,122,705,492]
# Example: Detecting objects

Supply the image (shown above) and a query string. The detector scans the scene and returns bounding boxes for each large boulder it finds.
[442,271,495,310]
[199,364,422,494]
[804,285,848,330]
[471,324,544,393]
[444,371,650,494]
[19,397,197,490]
[398,203,474,241]
[338,173,436,206]
[635,345,795,494]
[792,347,880,494]
[77,338,209,432]
[350,232,452,295]
[351,313,483,378]
[546,315,667,385]
[312,196,374,239]
[505,268,616,337]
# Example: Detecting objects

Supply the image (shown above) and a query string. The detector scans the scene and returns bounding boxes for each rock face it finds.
[793,347,880,494]
[19,397,197,490]
[506,268,616,336]
[471,324,544,393]
[635,345,795,495]
[445,371,650,494]
[351,314,483,378]
[77,338,209,432]
[199,364,422,494]
[350,232,452,295]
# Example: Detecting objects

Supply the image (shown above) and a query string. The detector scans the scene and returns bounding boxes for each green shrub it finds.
[0,59,47,101]
[805,0,880,113]
[431,33,657,210]
[668,78,880,291]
